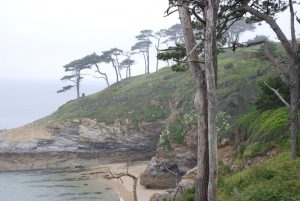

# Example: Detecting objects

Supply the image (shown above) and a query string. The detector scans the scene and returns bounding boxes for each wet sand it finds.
[85,161,169,201]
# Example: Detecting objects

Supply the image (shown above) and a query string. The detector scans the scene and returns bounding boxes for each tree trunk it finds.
[112,61,119,82]
[289,0,297,51]
[178,2,209,200]
[133,177,138,201]
[205,1,219,201]
[95,64,110,88]
[290,75,299,159]
[156,38,160,71]
[146,48,150,74]
[289,0,298,159]
[76,73,80,99]
[142,52,147,74]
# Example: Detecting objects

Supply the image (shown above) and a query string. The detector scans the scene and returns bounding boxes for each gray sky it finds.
[0,0,178,81]
[0,0,299,82]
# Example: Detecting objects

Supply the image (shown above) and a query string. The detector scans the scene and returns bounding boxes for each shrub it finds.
[224,62,235,70]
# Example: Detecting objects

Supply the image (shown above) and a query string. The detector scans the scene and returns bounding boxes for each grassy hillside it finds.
[39,45,273,147]
[218,152,300,201]
[43,46,269,125]
[177,152,300,201]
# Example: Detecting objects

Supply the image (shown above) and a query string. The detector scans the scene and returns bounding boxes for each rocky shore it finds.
[0,118,163,171]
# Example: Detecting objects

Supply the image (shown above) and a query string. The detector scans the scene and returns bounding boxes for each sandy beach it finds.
[85,161,169,201]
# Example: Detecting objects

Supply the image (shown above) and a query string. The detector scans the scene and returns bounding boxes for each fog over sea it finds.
[0,79,122,201]
[0,78,104,130]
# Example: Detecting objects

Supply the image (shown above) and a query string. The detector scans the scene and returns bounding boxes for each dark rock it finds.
[140,158,177,189]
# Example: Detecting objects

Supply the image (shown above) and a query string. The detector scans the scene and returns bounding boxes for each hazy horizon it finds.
[0,78,105,130]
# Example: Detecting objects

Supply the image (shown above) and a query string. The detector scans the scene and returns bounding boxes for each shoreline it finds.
[84,161,169,201]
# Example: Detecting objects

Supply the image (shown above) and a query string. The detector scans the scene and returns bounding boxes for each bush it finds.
[176,187,195,201]
[224,62,235,70]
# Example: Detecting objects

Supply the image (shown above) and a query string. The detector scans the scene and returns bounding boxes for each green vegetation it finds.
[42,45,272,149]
[229,107,289,159]
[218,152,300,201]
[176,152,300,201]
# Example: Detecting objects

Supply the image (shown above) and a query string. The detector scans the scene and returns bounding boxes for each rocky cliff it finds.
[0,118,163,171]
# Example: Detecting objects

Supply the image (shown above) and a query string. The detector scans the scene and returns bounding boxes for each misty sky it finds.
[0,0,299,129]
[0,0,299,82]
[0,0,179,82]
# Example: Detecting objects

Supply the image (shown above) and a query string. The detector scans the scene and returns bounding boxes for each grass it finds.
[177,152,300,201]
[39,45,272,147]
[218,152,300,201]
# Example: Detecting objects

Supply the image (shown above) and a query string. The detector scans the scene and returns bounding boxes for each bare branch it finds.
[188,40,202,56]
[105,164,140,201]
[263,81,290,107]
[164,8,178,17]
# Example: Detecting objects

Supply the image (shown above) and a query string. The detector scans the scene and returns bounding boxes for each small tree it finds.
[132,30,153,74]
[57,57,91,99]
[225,18,256,47]
[157,43,187,72]
[81,53,110,88]
[100,48,123,82]
[120,56,135,78]
[152,29,168,71]
[163,24,184,45]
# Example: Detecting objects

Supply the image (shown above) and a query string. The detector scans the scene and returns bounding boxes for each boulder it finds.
[140,158,177,189]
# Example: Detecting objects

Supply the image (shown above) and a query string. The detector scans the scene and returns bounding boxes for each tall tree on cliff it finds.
[164,23,184,45]
[81,53,110,88]
[132,30,153,74]
[57,57,91,99]
[151,29,167,71]
[234,0,299,160]
[100,48,123,82]
[120,53,135,78]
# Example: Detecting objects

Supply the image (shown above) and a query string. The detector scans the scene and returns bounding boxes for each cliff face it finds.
[0,118,163,171]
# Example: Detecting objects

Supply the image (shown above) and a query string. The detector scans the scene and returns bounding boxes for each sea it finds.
[0,78,104,130]
[0,79,120,200]
[0,169,120,201]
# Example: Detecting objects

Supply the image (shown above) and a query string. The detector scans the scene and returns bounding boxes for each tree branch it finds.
[263,81,290,107]
[236,4,295,58]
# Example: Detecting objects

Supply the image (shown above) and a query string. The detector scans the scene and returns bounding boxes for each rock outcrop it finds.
[140,125,198,189]
[0,118,163,171]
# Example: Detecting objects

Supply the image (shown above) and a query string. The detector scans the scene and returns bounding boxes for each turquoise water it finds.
[0,169,120,201]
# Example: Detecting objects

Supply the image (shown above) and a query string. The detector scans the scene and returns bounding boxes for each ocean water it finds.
[0,169,120,201]
[0,79,104,130]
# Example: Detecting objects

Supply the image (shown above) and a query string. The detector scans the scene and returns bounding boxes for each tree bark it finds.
[112,61,119,82]
[142,52,147,74]
[178,2,209,201]
[146,48,150,74]
[95,64,110,88]
[205,1,219,200]
[288,0,298,159]
[289,0,297,51]
[156,37,161,71]
[76,73,80,99]
[133,177,138,201]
